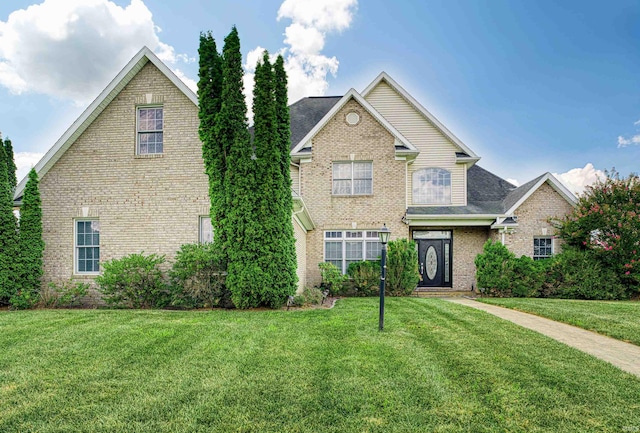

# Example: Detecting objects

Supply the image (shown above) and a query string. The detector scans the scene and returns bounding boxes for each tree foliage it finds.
[552,170,640,296]
[197,31,225,263]
[4,137,17,193]
[0,141,18,305]
[385,238,420,296]
[13,168,44,308]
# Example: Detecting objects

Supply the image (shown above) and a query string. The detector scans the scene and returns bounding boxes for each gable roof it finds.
[14,46,197,201]
[290,88,417,155]
[503,172,578,215]
[362,72,479,160]
[289,96,342,150]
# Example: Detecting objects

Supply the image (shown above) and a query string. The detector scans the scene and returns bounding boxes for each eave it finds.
[292,193,315,230]
[404,214,501,227]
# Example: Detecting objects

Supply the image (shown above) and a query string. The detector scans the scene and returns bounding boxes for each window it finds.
[200,216,213,244]
[332,162,372,195]
[76,220,100,273]
[533,237,553,260]
[324,230,381,273]
[137,106,163,155]
[413,168,451,204]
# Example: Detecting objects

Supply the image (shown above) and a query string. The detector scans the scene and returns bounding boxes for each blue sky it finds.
[1,0,639,192]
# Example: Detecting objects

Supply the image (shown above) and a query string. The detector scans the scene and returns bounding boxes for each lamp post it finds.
[378,224,391,331]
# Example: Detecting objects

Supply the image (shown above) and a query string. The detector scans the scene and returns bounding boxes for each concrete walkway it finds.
[447,298,640,378]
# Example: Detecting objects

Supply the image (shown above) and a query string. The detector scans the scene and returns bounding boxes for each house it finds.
[13,47,576,302]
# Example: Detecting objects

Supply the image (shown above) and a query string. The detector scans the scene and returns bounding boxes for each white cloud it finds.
[553,163,605,196]
[0,0,191,104]
[243,0,357,114]
[617,134,640,148]
[14,152,44,185]
[506,178,520,187]
[634,119,640,126]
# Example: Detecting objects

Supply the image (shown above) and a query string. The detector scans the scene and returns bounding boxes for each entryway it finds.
[413,230,452,288]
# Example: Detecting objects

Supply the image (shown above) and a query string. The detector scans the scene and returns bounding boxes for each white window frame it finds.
[137,106,164,155]
[332,161,373,195]
[74,219,100,275]
[412,167,452,204]
[324,230,382,274]
[199,216,214,244]
[533,237,553,260]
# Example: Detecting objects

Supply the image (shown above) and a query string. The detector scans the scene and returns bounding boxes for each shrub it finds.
[169,243,232,309]
[475,240,515,297]
[318,262,347,296]
[508,255,543,298]
[347,261,380,296]
[300,286,325,305]
[386,238,420,296]
[38,280,89,308]
[96,253,169,308]
[545,248,627,300]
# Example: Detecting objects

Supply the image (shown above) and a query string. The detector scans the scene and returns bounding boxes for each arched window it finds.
[413,168,451,204]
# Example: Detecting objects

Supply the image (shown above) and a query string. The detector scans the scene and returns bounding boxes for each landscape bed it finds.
[1,298,639,432]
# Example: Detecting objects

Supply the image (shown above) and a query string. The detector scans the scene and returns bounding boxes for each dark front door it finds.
[417,238,452,287]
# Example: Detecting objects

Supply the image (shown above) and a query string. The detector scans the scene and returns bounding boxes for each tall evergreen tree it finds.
[197,31,224,240]
[250,52,297,308]
[273,55,298,301]
[4,137,17,193]
[14,168,44,307]
[215,27,259,307]
[0,143,18,305]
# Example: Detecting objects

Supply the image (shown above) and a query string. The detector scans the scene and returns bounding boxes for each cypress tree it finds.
[216,27,259,308]
[4,137,17,193]
[0,143,18,305]
[197,31,224,246]
[14,168,44,308]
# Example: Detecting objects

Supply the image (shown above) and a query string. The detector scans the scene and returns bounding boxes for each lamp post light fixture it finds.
[378,224,391,331]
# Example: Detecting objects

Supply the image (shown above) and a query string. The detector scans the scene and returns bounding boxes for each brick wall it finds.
[40,62,208,305]
[300,98,409,286]
[494,182,574,257]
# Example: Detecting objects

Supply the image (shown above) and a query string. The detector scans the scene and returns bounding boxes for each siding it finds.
[290,163,300,194]
[365,81,466,206]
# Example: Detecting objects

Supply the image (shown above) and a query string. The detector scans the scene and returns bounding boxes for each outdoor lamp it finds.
[378,224,390,331]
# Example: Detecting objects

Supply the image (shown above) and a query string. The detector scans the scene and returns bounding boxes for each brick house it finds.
[13,47,576,299]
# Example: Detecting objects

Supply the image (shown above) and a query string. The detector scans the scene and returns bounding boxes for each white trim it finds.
[362,72,479,159]
[504,173,578,215]
[290,88,417,156]
[404,214,501,227]
[14,46,197,200]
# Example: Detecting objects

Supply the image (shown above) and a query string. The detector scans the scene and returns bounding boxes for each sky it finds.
[1,0,639,194]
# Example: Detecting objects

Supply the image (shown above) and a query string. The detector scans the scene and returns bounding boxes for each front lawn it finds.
[1,298,639,432]
[478,298,640,346]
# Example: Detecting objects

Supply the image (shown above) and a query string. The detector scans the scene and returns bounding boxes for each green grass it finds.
[477,298,640,346]
[1,298,639,432]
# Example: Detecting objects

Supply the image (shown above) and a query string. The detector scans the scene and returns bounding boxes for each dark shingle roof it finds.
[502,173,546,212]
[289,96,342,150]
[407,165,518,216]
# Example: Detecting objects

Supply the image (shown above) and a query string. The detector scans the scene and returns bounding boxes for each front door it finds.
[417,237,452,287]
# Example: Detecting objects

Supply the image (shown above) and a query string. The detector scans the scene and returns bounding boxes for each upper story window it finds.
[137,106,163,155]
[413,168,451,204]
[332,161,372,195]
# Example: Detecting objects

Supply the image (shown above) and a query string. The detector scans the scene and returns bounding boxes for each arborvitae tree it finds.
[14,168,44,308]
[216,27,259,307]
[197,31,224,247]
[249,52,297,307]
[4,137,17,193]
[0,143,18,305]
[273,55,298,302]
